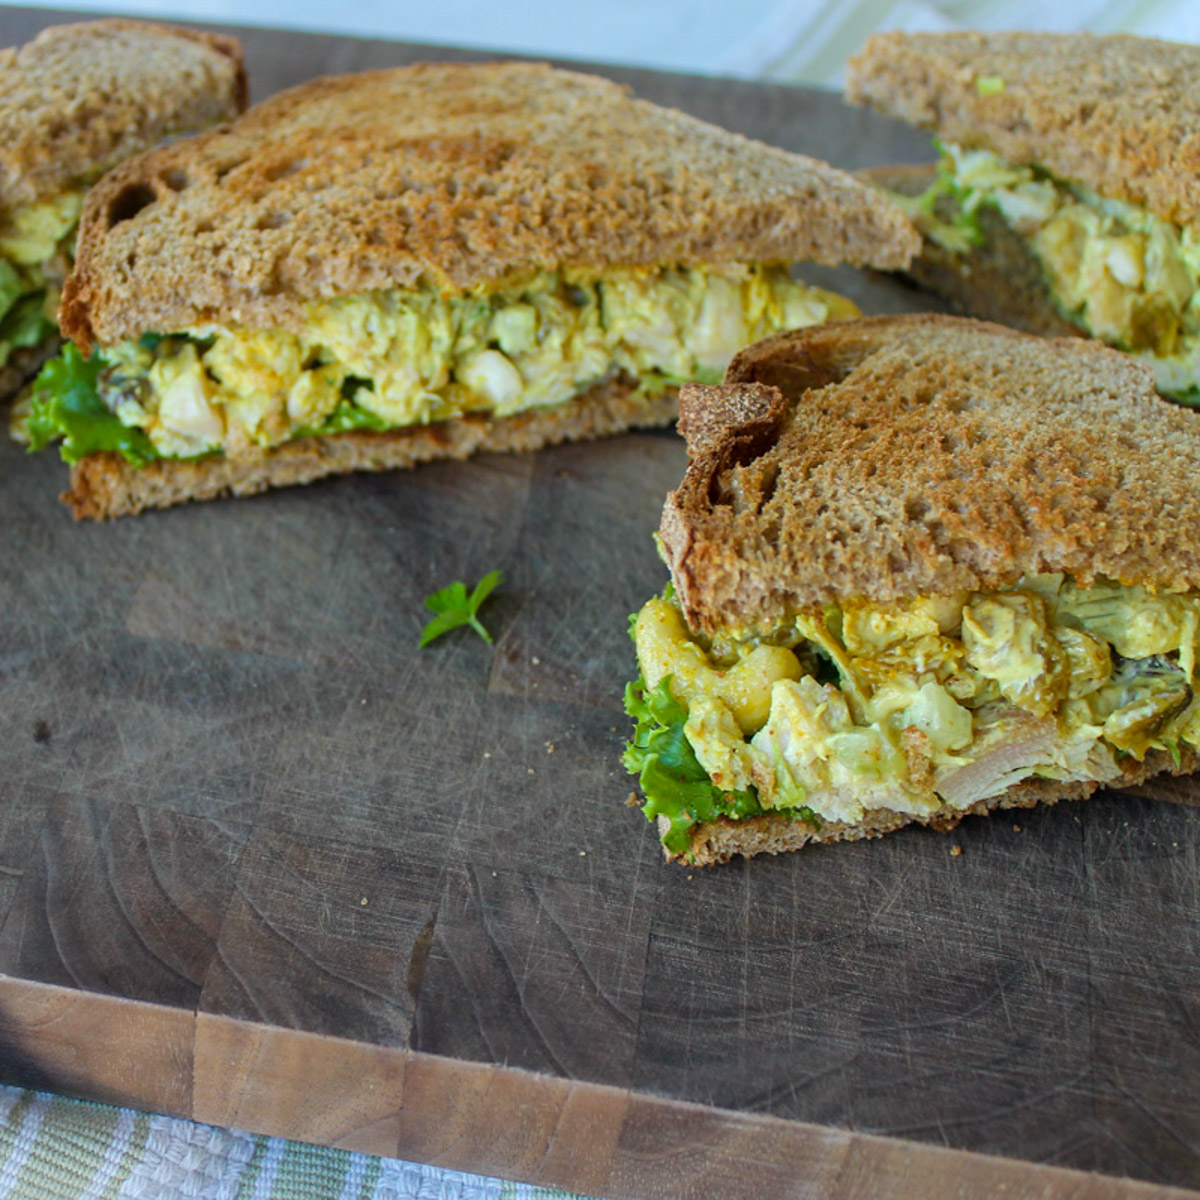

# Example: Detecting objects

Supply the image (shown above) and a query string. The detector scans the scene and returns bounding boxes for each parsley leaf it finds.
[419,570,503,648]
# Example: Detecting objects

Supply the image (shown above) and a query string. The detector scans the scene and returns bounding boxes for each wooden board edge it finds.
[0,977,1194,1200]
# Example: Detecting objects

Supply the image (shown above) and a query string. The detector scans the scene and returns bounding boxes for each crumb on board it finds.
[527,768,536,776]
[1012,824,1022,833]
[360,897,369,906]
[625,792,640,807]
[531,655,541,665]
[483,751,492,759]
[545,741,556,753]
[950,845,963,858]
[579,850,587,857]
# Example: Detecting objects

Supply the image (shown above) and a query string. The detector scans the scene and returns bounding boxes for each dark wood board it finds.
[1,8,1199,1198]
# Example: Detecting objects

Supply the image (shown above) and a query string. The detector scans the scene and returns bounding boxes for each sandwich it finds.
[623,314,1200,866]
[23,61,918,519]
[844,32,1200,404]
[0,18,246,400]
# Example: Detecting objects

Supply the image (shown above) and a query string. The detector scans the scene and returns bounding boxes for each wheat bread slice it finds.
[63,374,675,519]
[0,19,245,400]
[0,19,246,210]
[650,314,1200,864]
[661,314,1200,639]
[60,60,918,351]
[845,31,1200,232]
[857,163,1081,339]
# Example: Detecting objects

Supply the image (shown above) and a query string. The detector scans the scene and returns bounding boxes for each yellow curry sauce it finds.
[93,265,855,459]
[631,575,1200,829]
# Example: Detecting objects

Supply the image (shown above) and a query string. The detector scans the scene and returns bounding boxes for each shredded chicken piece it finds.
[934,711,1057,810]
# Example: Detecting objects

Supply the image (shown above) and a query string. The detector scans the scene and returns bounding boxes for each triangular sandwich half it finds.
[0,19,246,400]
[624,314,1200,865]
[845,32,1200,405]
[27,60,917,518]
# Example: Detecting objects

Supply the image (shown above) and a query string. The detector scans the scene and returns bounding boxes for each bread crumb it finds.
[360,897,369,906]
[527,768,536,776]
[483,751,492,759]
[687,874,694,881]
[532,655,541,665]
[1012,824,1022,833]
[625,792,640,807]
[950,845,963,858]
[545,741,556,753]
[579,850,587,857]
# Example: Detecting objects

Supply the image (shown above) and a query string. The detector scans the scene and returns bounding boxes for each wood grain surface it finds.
[1,9,1199,1199]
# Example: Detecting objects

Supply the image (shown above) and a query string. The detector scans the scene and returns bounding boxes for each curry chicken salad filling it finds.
[0,188,83,370]
[901,143,1200,403]
[20,264,854,463]
[624,576,1200,855]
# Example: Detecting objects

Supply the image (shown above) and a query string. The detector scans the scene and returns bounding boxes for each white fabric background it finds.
[12,0,1200,84]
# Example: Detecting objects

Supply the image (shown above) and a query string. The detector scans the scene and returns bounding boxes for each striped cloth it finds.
[0,1086,598,1200]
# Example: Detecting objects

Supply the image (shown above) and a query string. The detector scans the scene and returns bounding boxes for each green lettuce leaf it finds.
[25,343,156,466]
[622,673,762,856]
[1168,384,1200,408]
[302,395,390,436]
[0,256,54,369]
[0,291,54,367]
[887,140,986,254]
[0,259,26,324]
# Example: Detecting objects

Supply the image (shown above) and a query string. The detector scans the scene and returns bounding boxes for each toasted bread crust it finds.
[61,61,918,351]
[662,315,1200,636]
[857,163,1081,338]
[0,19,246,210]
[63,374,675,519]
[846,31,1200,231]
[673,746,1199,865]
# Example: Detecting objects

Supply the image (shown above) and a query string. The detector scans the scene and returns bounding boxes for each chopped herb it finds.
[975,74,1005,96]
[419,570,503,648]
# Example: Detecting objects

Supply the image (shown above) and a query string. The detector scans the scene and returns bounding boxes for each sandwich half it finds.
[845,32,1200,404]
[26,61,918,518]
[0,18,245,400]
[624,314,1200,865]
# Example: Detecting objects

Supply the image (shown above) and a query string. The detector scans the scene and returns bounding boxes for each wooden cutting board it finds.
[2,10,1199,1199]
